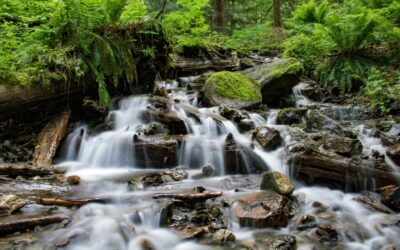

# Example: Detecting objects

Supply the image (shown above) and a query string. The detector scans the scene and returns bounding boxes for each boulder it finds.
[0,195,26,216]
[379,185,400,211]
[260,171,295,196]
[82,98,108,119]
[272,234,297,250]
[211,229,236,243]
[235,191,290,228]
[225,134,269,174]
[322,134,362,157]
[159,188,225,240]
[305,110,345,136]
[296,215,317,230]
[277,108,306,125]
[387,144,400,165]
[203,71,262,109]
[128,168,188,188]
[316,224,339,243]
[140,109,187,135]
[144,122,169,135]
[293,81,322,101]
[242,58,303,107]
[253,126,282,151]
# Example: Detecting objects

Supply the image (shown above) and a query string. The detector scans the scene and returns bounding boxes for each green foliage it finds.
[206,71,261,102]
[163,0,210,49]
[284,0,400,93]
[364,67,400,114]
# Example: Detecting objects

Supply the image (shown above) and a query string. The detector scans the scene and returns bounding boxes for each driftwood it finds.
[36,197,111,207]
[32,108,71,167]
[152,191,223,202]
[0,214,69,236]
[0,163,54,178]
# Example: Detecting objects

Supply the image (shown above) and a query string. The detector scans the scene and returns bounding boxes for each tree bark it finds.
[214,0,225,33]
[273,0,282,28]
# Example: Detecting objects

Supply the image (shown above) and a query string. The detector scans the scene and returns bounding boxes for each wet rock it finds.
[320,105,371,121]
[272,234,297,250]
[133,135,181,168]
[192,165,215,179]
[203,71,262,109]
[297,215,317,230]
[387,144,400,165]
[144,122,169,135]
[160,192,225,240]
[316,224,339,243]
[294,81,322,101]
[354,192,393,214]
[225,134,269,174]
[140,110,187,135]
[82,98,108,119]
[243,58,303,107]
[253,126,282,151]
[379,185,400,212]
[305,110,345,136]
[240,58,256,70]
[235,191,290,228]
[128,168,188,188]
[153,85,169,97]
[0,195,26,216]
[219,107,248,121]
[66,175,80,185]
[238,119,255,133]
[139,239,156,250]
[260,171,295,196]
[322,135,362,157]
[277,108,306,125]
[211,229,236,243]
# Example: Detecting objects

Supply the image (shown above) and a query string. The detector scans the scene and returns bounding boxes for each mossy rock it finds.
[203,71,262,109]
[243,58,303,108]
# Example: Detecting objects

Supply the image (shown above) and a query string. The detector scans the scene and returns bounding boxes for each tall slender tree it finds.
[214,0,225,33]
[273,0,281,28]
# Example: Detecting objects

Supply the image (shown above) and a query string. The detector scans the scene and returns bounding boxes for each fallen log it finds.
[173,56,238,73]
[32,108,71,167]
[0,83,92,122]
[0,214,69,236]
[36,197,111,207]
[0,163,54,178]
[152,191,223,202]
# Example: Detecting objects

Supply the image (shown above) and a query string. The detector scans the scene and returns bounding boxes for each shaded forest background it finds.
[0,0,399,113]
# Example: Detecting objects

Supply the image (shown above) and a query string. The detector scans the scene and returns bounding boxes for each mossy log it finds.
[0,84,92,122]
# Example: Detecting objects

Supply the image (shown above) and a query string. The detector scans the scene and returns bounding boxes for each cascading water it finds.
[22,77,400,250]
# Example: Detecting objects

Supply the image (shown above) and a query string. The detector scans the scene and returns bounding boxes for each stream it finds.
[8,76,400,250]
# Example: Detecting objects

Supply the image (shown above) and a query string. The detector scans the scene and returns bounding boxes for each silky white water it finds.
[26,78,400,250]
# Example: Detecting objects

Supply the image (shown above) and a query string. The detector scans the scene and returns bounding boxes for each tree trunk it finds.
[214,0,225,33]
[273,0,282,28]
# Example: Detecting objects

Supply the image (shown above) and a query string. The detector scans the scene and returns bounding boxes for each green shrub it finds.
[364,67,400,114]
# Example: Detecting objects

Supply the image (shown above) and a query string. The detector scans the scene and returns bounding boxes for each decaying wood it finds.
[152,191,223,202]
[173,56,238,73]
[0,84,92,122]
[0,163,54,178]
[36,197,112,207]
[32,108,71,167]
[0,214,69,236]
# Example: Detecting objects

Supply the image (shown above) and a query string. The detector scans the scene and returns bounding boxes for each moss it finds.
[269,58,304,79]
[206,71,261,102]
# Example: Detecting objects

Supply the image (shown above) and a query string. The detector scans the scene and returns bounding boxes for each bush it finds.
[364,68,400,114]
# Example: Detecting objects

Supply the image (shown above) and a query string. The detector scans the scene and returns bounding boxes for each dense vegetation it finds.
[1,0,399,112]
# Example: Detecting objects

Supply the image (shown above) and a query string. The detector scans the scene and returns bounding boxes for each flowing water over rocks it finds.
[1,73,400,250]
